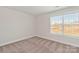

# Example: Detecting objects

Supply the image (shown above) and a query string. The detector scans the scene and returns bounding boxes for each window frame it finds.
[50,13,79,39]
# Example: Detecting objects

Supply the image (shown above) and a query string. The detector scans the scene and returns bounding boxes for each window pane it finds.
[64,14,79,36]
[50,16,62,33]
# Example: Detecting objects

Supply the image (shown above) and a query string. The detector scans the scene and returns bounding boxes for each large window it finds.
[50,16,62,33]
[64,14,79,36]
[50,13,79,37]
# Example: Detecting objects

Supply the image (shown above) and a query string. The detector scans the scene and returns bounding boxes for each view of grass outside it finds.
[64,24,79,36]
[50,13,79,37]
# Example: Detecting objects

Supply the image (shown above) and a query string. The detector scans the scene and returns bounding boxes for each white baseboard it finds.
[0,35,34,47]
[37,35,79,48]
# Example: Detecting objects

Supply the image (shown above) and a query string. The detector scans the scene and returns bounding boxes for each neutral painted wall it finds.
[0,6,79,47]
[36,7,79,47]
[0,7,35,45]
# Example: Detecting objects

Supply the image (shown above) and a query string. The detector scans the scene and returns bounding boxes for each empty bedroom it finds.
[0,6,79,53]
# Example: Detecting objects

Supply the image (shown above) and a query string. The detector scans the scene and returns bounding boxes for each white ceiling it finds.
[5,6,68,15]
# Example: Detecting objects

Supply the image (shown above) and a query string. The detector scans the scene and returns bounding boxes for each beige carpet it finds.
[0,36,79,53]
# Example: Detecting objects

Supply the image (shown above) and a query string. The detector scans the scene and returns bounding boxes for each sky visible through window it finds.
[50,14,79,25]
[50,16,62,24]
[64,14,78,24]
